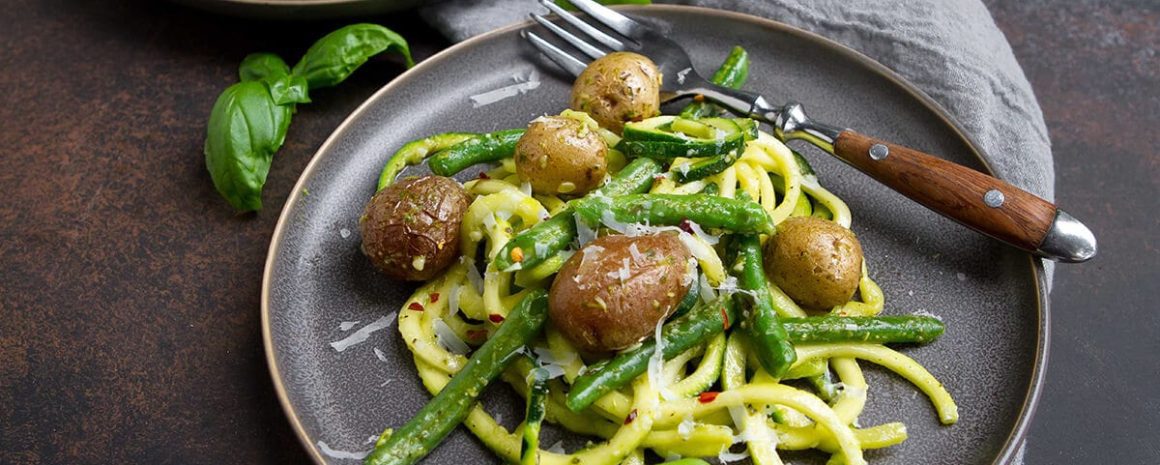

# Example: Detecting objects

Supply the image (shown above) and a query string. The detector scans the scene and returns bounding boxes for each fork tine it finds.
[522,30,588,77]
[564,0,644,39]
[531,14,606,60]
[539,0,626,52]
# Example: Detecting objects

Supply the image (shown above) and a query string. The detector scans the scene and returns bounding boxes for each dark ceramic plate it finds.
[263,6,1047,465]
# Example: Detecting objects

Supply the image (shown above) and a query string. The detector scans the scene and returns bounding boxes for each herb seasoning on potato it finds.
[764,216,864,309]
[360,175,469,281]
[570,51,662,133]
[548,233,693,352]
[515,116,608,196]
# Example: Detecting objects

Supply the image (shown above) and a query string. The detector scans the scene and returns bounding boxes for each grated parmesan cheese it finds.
[677,415,695,439]
[316,440,370,460]
[684,220,720,245]
[465,258,484,294]
[648,317,667,396]
[574,213,597,245]
[329,314,396,352]
[533,346,573,379]
[469,70,541,108]
[699,271,718,304]
[433,319,470,355]
[600,210,630,234]
[628,242,645,264]
[447,284,461,314]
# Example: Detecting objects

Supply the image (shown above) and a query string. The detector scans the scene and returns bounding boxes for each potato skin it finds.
[549,234,693,352]
[763,217,864,310]
[570,52,662,133]
[360,176,469,281]
[515,116,608,196]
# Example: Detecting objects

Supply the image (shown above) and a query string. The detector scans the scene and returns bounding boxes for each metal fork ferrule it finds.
[761,100,844,153]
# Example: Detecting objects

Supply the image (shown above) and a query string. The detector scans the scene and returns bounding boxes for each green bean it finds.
[364,291,549,465]
[566,295,737,412]
[377,132,476,190]
[733,235,796,377]
[680,46,749,119]
[668,283,700,320]
[428,128,525,177]
[519,367,549,465]
[781,315,945,344]
[492,158,663,270]
[572,193,773,234]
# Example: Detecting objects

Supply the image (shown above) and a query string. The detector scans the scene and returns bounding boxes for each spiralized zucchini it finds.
[391,128,955,465]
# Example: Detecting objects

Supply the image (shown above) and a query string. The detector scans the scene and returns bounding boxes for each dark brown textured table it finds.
[0,1,1156,464]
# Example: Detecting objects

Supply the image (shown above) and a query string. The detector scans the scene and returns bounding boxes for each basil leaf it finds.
[291,24,413,90]
[239,53,290,82]
[268,74,311,105]
[204,81,293,211]
[240,53,310,105]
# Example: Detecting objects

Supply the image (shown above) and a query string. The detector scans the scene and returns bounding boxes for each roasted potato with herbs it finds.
[763,217,864,309]
[570,52,662,133]
[548,233,693,352]
[515,116,608,196]
[360,175,469,281]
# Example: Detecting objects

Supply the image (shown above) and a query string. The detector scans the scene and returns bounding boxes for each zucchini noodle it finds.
[387,125,955,464]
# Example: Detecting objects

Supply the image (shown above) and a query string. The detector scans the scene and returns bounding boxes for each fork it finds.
[523,0,1096,263]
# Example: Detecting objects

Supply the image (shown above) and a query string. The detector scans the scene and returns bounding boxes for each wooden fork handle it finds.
[832,130,1059,253]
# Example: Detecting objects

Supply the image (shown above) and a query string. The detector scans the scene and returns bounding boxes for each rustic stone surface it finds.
[0,0,1154,464]
[0,1,445,464]
[984,1,1159,464]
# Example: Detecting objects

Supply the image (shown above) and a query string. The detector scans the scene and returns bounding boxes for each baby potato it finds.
[570,51,662,133]
[359,176,469,281]
[549,234,693,353]
[763,217,863,310]
[515,116,608,196]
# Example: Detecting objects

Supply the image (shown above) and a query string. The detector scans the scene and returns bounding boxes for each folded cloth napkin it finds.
[426,4,1045,461]
[422,0,1055,286]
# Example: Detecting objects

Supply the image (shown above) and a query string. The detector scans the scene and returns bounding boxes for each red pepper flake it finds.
[466,329,488,341]
[407,302,425,312]
[678,219,695,235]
[510,247,524,263]
[477,172,491,180]
[429,292,440,303]
[720,307,730,330]
[653,174,667,181]
[623,409,638,425]
[698,391,720,404]
[488,314,505,323]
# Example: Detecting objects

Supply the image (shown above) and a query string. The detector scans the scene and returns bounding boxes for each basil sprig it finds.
[292,24,414,89]
[204,24,412,212]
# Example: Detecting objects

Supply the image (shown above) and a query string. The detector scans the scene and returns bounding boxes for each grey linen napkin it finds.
[426,5,1042,462]
[423,0,1057,289]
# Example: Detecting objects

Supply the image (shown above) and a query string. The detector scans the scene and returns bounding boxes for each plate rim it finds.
[261,5,1049,465]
